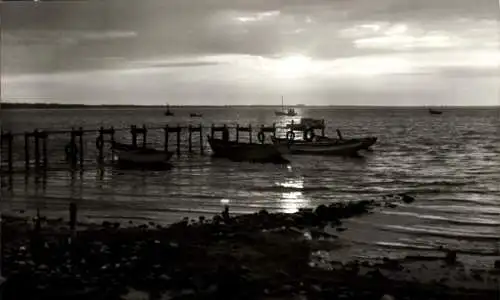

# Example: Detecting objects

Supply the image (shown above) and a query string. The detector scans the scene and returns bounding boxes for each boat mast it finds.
[281,96,284,112]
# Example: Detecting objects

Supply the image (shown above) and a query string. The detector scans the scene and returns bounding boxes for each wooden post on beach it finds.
[164,125,169,152]
[24,133,30,171]
[142,124,147,147]
[176,125,181,155]
[188,125,193,153]
[78,127,84,167]
[131,125,137,147]
[199,124,204,154]
[235,124,239,142]
[34,129,40,169]
[98,127,104,163]
[248,124,252,144]
[69,202,77,241]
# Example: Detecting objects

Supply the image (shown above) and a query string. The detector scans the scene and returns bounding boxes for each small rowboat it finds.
[111,142,173,170]
[428,108,443,115]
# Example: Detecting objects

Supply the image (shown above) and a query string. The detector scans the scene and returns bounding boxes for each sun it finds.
[270,55,318,79]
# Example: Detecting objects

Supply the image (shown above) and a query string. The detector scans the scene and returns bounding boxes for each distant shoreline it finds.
[1,103,499,110]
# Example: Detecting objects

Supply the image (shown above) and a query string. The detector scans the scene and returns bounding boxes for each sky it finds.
[1,0,499,106]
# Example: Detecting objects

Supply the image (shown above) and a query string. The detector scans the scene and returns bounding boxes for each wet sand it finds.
[2,196,500,300]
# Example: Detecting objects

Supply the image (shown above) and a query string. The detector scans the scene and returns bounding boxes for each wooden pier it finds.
[0,120,325,173]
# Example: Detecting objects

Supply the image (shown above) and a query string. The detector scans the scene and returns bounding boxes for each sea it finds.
[1,106,500,267]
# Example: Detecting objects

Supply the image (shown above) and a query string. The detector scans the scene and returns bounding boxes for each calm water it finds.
[1,106,500,265]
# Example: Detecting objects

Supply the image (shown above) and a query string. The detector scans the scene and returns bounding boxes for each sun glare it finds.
[270,55,319,79]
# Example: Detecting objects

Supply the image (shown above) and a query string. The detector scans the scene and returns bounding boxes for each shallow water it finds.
[1,106,499,265]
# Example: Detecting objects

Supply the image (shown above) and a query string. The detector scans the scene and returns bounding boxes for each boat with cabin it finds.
[271,118,377,156]
[271,136,365,156]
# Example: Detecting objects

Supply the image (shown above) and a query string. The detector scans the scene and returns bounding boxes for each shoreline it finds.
[3,197,500,299]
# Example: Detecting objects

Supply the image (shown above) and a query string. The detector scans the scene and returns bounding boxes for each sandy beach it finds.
[3,195,500,300]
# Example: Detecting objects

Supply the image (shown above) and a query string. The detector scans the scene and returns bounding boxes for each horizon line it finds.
[1,102,499,109]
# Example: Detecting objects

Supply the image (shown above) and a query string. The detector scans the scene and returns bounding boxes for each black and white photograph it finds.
[1,0,499,299]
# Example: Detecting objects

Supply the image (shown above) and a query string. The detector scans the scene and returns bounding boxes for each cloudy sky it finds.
[1,0,499,105]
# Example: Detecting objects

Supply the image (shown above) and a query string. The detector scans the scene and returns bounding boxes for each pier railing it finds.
[0,120,326,173]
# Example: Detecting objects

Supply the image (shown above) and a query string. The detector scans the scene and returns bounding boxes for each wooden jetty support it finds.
[0,120,325,173]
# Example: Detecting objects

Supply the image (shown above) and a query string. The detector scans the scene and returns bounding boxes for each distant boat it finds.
[428,108,442,115]
[275,96,297,117]
[164,104,174,116]
[190,113,202,117]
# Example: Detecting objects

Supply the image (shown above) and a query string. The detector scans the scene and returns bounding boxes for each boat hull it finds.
[314,136,377,150]
[115,148,173,170]
[271,137,365,156]
[275,111,297,117]
[207,136,289,163]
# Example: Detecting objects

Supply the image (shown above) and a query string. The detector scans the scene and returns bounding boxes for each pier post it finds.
[199,124,204,154]
[131,125,137,147]
[24,133,30,171]
[336,129,343,140]
[236,124,239,142]
[6,132,13,173]
[34,129,40,169]
[110,127,116,162]
[248,124,252,144]
[188,125,193,153]
[321,119,325,137]
[98,127,104,164]
[78,127,84,168]
[272,123,276,136]
[0,131,3,172]
[176,125,181,155]
[164,125,169,152]
[41,132,48,170]
[70,128,77,168]
[142,124,147,148]
[211,124,215,138]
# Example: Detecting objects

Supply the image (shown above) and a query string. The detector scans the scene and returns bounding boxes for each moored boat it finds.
[190,113,202,117]
[428,108,442,115]
[116,148,173,170]
[271,136,364,156]
[207,135,289,163]
[111,141,143,151]
[313,135,378,150]
[111,141,173,170]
